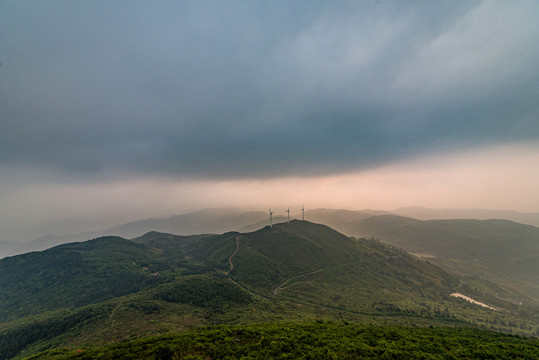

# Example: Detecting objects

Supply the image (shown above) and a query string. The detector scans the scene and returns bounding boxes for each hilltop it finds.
[1,220,538,359]
[4,206,539,259]
[0,208,393,258]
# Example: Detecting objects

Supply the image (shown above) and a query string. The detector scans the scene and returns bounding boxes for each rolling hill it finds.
[4,206,539,261]
[351,215,539,301]
[0,208,384,259]
[0,237,167,323]
[1,220,538,359]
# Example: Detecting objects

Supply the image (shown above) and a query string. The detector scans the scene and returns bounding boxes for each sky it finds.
[1,1,539,230]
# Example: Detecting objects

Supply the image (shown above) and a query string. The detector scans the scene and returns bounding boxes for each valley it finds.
[0,218,538,359]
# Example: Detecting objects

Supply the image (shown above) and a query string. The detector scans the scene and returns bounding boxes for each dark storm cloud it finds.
[1,0,538,179]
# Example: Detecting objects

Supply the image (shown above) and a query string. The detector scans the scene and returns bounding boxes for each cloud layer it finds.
[1,1,538,180]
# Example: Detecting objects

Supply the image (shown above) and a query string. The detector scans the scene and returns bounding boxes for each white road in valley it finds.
[451,293,498,310]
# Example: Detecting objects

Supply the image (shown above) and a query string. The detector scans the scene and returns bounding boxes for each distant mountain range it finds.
[394,206,539,227]
[0,218,114,243]
[1,208,381,258]
[2,206,539,261]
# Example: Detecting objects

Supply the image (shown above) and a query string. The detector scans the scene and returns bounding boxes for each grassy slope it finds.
[181,221,539,335]
[226,220,368,293]
[2,221,539,359]
[352,215,539,301]
[0,273,256,360]
[0,237,168,323]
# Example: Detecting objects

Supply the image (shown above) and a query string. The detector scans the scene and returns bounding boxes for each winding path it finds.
[272,267,327,295]
[226,236,241,275]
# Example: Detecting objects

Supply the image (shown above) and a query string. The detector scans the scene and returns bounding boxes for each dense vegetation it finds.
[1,220,538,359]
[28,322,539,359]
[0,237,166,323]
[351,215,539,301]
[225,220,369,293]
[152,275,252,311]
[0,307,101,360]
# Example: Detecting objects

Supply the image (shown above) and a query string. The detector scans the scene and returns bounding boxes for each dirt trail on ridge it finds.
[226,236,241,275]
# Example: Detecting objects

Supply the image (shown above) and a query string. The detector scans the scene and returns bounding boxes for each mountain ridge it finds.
[394,206,539,227]
[4,206,539,259]
[1,220,538,359]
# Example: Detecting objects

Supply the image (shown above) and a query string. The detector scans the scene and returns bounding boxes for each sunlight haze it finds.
[1,0,538,229]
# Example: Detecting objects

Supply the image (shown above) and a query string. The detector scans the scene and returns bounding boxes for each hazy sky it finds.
[1,1,539,229]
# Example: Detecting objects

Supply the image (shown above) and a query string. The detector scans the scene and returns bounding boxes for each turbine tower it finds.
[269,208,273,228]
[301,204,305,221]
[286,207,290,223]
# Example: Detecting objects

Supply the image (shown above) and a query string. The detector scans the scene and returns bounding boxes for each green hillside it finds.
[351,215,539,301]
[1,221,538,359]
[224,221,367,293]
[353,216,539,265]
[0,237,167,323]
[154,220,539,335]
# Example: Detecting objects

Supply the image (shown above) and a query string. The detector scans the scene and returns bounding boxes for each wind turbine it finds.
[269,209,273,228]
[301,204,305,221]
[286,207,290,223]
